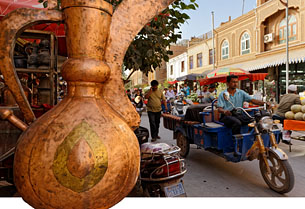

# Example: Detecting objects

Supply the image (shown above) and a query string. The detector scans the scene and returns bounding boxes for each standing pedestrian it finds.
[145,80,167,142]
[182,83,190,96]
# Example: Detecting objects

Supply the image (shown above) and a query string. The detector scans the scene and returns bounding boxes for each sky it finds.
[180,0,257,40]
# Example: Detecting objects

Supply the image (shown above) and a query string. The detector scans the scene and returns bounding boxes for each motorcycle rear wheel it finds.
[259,151,294,194]
[176,132,189,158]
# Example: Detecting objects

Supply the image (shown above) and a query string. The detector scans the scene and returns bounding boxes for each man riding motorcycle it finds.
[217,75,269,135]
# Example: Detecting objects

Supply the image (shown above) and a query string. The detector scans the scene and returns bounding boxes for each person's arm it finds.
[161,92,167,111]
[145,88,153,99]
[250,99,265,106]
[242,90,267,107]
[295,96,301,105]
[217,93,232,116]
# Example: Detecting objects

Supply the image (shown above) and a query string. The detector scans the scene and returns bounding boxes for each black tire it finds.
[259,151,295,194]
[176,132,190,158]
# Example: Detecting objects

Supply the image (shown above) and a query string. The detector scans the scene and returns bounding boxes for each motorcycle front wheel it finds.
[259,151,294,194]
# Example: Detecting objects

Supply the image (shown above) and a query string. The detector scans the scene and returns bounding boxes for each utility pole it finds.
[280,0,289,93]
[211,11,215,71]
[242,0,245,15]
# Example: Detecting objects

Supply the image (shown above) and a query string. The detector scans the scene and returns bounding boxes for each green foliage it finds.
[163,80,170,88]
[41,0,198,77]
[124,0,198,76]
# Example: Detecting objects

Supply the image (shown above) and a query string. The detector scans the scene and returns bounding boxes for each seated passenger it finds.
[202,84,216,103]
[217,75,267,135]
[273,84,301,123]
[273,84,301,144]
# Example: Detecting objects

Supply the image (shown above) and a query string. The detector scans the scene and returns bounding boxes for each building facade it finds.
[187,34,214,75]
[167,52,188,81]
[188,0,305,101]
[148,44,187,85]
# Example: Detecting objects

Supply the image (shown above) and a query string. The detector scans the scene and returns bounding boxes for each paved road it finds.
[140,112,305,197]
[1,112,304,199]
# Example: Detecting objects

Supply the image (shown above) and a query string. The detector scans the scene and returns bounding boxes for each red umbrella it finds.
[0,0,67,56]
[168,80,178,85]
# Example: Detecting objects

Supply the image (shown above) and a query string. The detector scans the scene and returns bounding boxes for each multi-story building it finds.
[187,33,214,75]
[187,0,305,101]
[167,52,188,81]
[148,44,188,85]
[127,70,148,89]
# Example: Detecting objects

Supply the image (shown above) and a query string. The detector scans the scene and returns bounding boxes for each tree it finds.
[40,0,198,81]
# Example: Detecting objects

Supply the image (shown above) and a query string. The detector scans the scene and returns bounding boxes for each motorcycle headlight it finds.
[259,116,273,130]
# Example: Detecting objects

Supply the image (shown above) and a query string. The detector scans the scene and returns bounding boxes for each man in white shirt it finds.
[165,86,176,100]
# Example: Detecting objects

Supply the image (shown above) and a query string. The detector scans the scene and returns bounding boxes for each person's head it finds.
[288,84,298,94]
[151,80,159,91]
[203,85,208,92]
[169,86,173,90]
[209,84,216,93]
[193,87,197,91]
[184,83,188,87]
[226,75,239,89]
[126,89,131,95]
[164,88,168,92]
[136,90,141,95]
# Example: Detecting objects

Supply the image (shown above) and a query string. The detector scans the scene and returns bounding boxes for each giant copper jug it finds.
[0,0,174,208]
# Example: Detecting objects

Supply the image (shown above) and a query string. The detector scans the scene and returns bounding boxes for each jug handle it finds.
[0,8,62,124]
[104,0,175,129]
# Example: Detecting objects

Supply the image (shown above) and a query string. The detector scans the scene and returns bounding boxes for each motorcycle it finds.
[171,93,193,116]
[133,95,144,117]
[163,92,294,194]
[133,126,187,197]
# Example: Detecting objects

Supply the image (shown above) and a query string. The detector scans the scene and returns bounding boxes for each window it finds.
[197,53,202,68]
[279,15,297,44]
[221,40,229,60]
[241,32,250,55]
[170,65,173,75]
[181,61,185,72]
[209,49,214,65]
[189,56,193,69]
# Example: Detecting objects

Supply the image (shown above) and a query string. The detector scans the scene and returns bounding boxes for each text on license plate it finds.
[164,182,185,197]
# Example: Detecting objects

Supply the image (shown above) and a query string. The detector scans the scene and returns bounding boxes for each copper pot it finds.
[0,0,175,208]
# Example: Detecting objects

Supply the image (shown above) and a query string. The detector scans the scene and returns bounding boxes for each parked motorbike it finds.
[133,95,144,117]
[171,93,192,116]
[140,143,187,197]
[133,126,187,197]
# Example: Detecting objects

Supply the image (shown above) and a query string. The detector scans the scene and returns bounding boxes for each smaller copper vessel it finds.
[25,41,39,69]
[37,39,51,69]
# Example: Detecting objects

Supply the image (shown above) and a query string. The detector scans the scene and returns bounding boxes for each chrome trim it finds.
[140,169,187,182]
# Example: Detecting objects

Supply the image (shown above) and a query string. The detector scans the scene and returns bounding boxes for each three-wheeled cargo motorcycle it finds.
[163,93,294,194]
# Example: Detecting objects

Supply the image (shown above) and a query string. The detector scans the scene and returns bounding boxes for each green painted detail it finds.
[52,121,108,193]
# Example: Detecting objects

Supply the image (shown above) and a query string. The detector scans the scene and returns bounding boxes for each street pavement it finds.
[0,112,304,199]
[140,112,305,197]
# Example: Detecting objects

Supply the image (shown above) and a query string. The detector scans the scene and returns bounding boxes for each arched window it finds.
[221,40,229,60]
[241,32,250,55]
[279,15,297,44]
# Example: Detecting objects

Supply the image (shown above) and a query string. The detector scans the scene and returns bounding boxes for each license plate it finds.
[164,182,185,197]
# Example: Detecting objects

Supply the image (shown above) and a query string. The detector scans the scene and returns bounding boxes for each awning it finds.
[168,80,178,85]
[223,47,305,72]
[176,73,202,81]
[248,73,268,81]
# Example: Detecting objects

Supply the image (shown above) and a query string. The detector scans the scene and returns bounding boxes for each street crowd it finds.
[126,77,303,144]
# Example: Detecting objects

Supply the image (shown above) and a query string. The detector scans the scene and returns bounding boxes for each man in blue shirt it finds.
[182,83,190,96]
[217,75,266,134]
